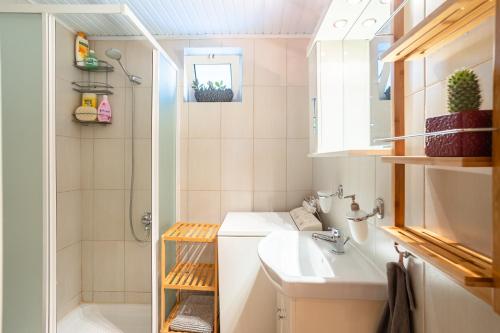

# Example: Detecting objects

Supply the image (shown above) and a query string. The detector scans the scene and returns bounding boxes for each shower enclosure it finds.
[0,4,178,333]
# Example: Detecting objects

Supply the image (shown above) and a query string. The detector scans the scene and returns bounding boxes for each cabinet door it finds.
[308,42,319,154]
[277,292,293,333]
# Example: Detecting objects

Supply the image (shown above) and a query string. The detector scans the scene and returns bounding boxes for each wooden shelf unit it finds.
[160,222,220,333]
[384,0,500,314]
[381,0,496,62]
[382,226,493,304]
[381,155,492,167]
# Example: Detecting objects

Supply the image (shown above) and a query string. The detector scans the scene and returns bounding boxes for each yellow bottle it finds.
[75,32,89,65]
[82,93,97,108]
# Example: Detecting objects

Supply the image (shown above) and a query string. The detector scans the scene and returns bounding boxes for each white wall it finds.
[312,1,500,331]
[160,38,312,224]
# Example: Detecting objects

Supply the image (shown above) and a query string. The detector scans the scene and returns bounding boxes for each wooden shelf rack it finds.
[383,0,499,314]
[381,155,492,167]
[160,222,220,333]
[381,0,496,62]
[382,226,493,303]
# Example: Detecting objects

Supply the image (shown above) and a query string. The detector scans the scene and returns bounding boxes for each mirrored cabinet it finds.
[307,0,393,157]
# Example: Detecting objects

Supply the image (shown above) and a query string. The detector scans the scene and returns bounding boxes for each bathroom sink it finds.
[258,231,387,300]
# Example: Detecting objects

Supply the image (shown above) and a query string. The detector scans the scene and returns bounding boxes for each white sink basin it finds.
[258,231,387,300]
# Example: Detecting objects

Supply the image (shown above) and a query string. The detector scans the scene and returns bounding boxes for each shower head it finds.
[105,48,122,60]
[105,48,142,85]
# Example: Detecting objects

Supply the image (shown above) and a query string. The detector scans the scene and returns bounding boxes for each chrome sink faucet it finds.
[312,228,350,254]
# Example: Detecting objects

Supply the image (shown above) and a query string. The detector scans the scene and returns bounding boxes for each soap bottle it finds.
[75,32,89,65]
[85,50,99,69]
[97,95,112,123]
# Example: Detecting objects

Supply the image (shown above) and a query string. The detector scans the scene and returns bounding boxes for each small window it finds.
[194,64,232,90]
[184,47,243,102]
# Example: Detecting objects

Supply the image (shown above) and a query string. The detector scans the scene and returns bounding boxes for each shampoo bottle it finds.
[97,95,112,123]
[75,32,89,65]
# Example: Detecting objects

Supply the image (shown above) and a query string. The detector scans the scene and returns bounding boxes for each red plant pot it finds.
[425,110,492,157]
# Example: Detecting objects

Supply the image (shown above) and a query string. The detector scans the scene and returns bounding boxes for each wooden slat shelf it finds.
[163,222,219,242]
[381,155,492,167]
[381,0,496,62]
[161,301,189,333]
[382,226,493,303]
[163,262,216,291]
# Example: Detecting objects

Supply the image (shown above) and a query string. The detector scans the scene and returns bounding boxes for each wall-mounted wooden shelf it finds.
[381,155,492,167]
[381,0,496,62]
[382,226,493,303]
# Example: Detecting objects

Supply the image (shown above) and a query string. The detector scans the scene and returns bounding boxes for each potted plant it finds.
[191,79,234,102]
[425,69,492,157]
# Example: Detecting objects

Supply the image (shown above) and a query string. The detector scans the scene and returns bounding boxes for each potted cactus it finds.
[192,79,234,102]
[425,69,492,157]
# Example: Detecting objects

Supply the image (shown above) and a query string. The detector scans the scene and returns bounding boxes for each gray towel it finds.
[170,295,213,333]
[376,262,416,333]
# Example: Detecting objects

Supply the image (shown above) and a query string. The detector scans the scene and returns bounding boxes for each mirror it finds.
[312,0,393,152]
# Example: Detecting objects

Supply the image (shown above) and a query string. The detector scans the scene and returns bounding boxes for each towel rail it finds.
[394,242,415,262]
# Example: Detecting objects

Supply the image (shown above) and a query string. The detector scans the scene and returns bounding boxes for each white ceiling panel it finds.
[29,0,331,36]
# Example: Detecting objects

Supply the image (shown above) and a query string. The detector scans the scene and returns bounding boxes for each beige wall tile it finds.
[405,90,425,155]
[125,139,152,190]
[55,78,81,138]
[93,190,125,241]
[93,241,124,292]
[188,139,221,191]
[126,292,152,304]
[188,102,221,138]
[81,139,94,190]
[221,87,254,139]
[254,86,286,138]
[57,136,81,192]
[254,139,286,191]
[286,191,312,210]
[405,165,425,228]
[57,190,81,251]
[94,139,125,190]
[286,139,312,191]
[286,86,309,139]
[424,265,500,332]
[222,139,253,191]
[404,59,425,96]
[81,190,94,241]
[286,39,309,86]
[222,39,255,86]
[254,39,286,86]
[189,39,223,48]
[93,291,125,304]
[93,40,127,88]
[159,39,189,78]
[221,191,253,219]
[125,40,153,87]
[125,87,152,139]
[188,191,221,224]
[82,241,93,292]
[56,243,81,318]
[124,189,152,241]
[125,242,151,292]
[180,139,188,190]
[253,191,286,212]
[425,168,492,255]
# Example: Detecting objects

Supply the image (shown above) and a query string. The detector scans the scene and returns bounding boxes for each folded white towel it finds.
[290,207,322,231]
[170,295,213,333]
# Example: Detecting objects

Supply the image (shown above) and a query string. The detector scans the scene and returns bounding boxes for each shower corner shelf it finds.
[72,114,112,126]
[161,222,220,333]
[74,60,114,72]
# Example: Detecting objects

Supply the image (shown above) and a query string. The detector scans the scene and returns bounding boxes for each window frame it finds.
[184,54,242,102]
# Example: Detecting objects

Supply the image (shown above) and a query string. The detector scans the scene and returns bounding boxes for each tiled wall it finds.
[55,23,83,319]
[160,38,312,224]
[313,1,500,331]
[79,39,153,304]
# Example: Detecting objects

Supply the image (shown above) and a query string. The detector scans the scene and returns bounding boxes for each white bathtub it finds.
[57,303,151,333]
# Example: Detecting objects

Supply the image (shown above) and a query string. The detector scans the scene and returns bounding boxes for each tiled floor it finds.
[57,304,151,333]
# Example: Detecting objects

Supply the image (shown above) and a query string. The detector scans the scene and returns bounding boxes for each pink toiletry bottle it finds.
[97,95,112,123]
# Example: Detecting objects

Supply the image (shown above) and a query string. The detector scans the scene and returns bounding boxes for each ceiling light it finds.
[333,19,348,28]
[362,18,377,27]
